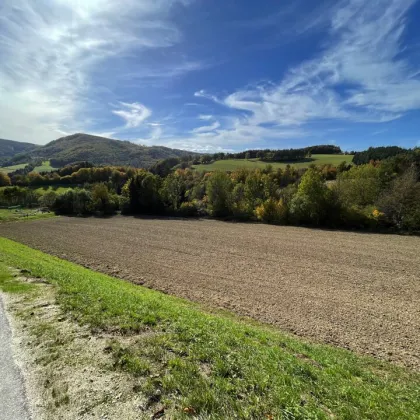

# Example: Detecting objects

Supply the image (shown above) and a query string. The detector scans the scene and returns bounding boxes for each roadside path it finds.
[0,294,30,420]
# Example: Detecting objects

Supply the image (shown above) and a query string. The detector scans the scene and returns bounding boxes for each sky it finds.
[1,0,420,152]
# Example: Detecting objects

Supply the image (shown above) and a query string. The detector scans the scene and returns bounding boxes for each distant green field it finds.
[193,154,354,172]
[33,160,58,173]
[0,163,28,173]
[34,186,73,195]
[0,160,58,174]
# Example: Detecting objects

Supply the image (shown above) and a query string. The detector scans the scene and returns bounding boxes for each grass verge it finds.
[0,208,55,223]
[0,237,419,419]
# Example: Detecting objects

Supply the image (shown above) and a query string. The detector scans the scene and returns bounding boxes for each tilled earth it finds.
[1,216,419,369]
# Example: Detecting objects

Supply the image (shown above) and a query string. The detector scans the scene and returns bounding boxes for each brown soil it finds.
[2,216,419,369]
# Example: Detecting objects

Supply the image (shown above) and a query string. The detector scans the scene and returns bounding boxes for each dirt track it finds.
[1,216,419,369]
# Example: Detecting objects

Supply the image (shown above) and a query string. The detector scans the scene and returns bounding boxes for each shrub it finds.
[255,198,288,224]
[53,189,93,216]
[92,183,118,215]
[0,172,11,186]
[38,191,57,209]
[377,167,420,230]
[0,186,39,207]
[178,201,198,217]
[339,205,379,229]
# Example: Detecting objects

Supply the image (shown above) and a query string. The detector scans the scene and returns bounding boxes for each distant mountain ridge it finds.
[5,133,196,168]
[0,138,39,163]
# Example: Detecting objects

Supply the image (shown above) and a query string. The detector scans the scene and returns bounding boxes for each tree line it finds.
[194,144,343,164]
[1,162,136,192]
[2,150,419,232]
[352,146,410,165]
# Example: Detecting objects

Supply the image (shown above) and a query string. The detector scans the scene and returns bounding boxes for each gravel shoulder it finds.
[1,216,419,369]
[1,273,150,420]
[0,293,30,420]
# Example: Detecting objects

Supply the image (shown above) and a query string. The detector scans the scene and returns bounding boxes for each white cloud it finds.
[2,0,419,153]
[112,102,152,128]
[144,117,308,152]
[192,121,220,133]
[119,61,206,82]
[194,0,420,147]
[194,90,221,103]
[0,0,192,144]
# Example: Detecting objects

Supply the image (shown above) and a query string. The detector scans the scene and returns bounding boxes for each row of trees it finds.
[0,184,119,216]
[2,152,419,231]
[352,146,409,165]
[195,145,343,165]
[8,165,136,192]
[120,157,420,231]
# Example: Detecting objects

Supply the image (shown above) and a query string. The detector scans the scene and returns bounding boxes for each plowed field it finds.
[1,216,419,369]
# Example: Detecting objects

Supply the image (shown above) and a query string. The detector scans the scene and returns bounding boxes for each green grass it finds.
[0,208,55,223]
[193,154,354,172]
[0,161,58,174]
[0,238,419,419]
[0,186,73,195]
[33,186,73,195]
[0,266,36,293]
[0,163,28,173]
[33,160,58,173]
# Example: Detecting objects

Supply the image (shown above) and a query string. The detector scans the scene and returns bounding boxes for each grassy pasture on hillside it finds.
[33,185,73,195]
[0,238,418,419]
[33,160,58,173]
[0,160,58,174]
[193,154,354,172]
[0,163,28,173]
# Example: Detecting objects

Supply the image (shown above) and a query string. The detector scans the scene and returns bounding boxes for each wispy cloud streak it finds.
[0,0,192,143]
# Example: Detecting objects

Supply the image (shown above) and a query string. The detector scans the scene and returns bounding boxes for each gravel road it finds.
[1,216,419,369]
[0,294,30,420]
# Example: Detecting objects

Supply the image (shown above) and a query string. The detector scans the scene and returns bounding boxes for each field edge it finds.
[0,237,419,419]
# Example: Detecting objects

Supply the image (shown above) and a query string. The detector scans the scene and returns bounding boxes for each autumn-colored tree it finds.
[0,172,11,186]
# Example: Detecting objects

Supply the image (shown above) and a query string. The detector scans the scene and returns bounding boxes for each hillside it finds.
[10,133,195,168]
[0,138,38,163]
[193,154,354,172]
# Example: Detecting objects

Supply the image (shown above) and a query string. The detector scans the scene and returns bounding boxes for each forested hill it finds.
[9,133,196,168]
[352,146,410,165]
[0,138,39,163]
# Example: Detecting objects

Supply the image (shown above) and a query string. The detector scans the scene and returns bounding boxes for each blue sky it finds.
[1,0,420,152]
